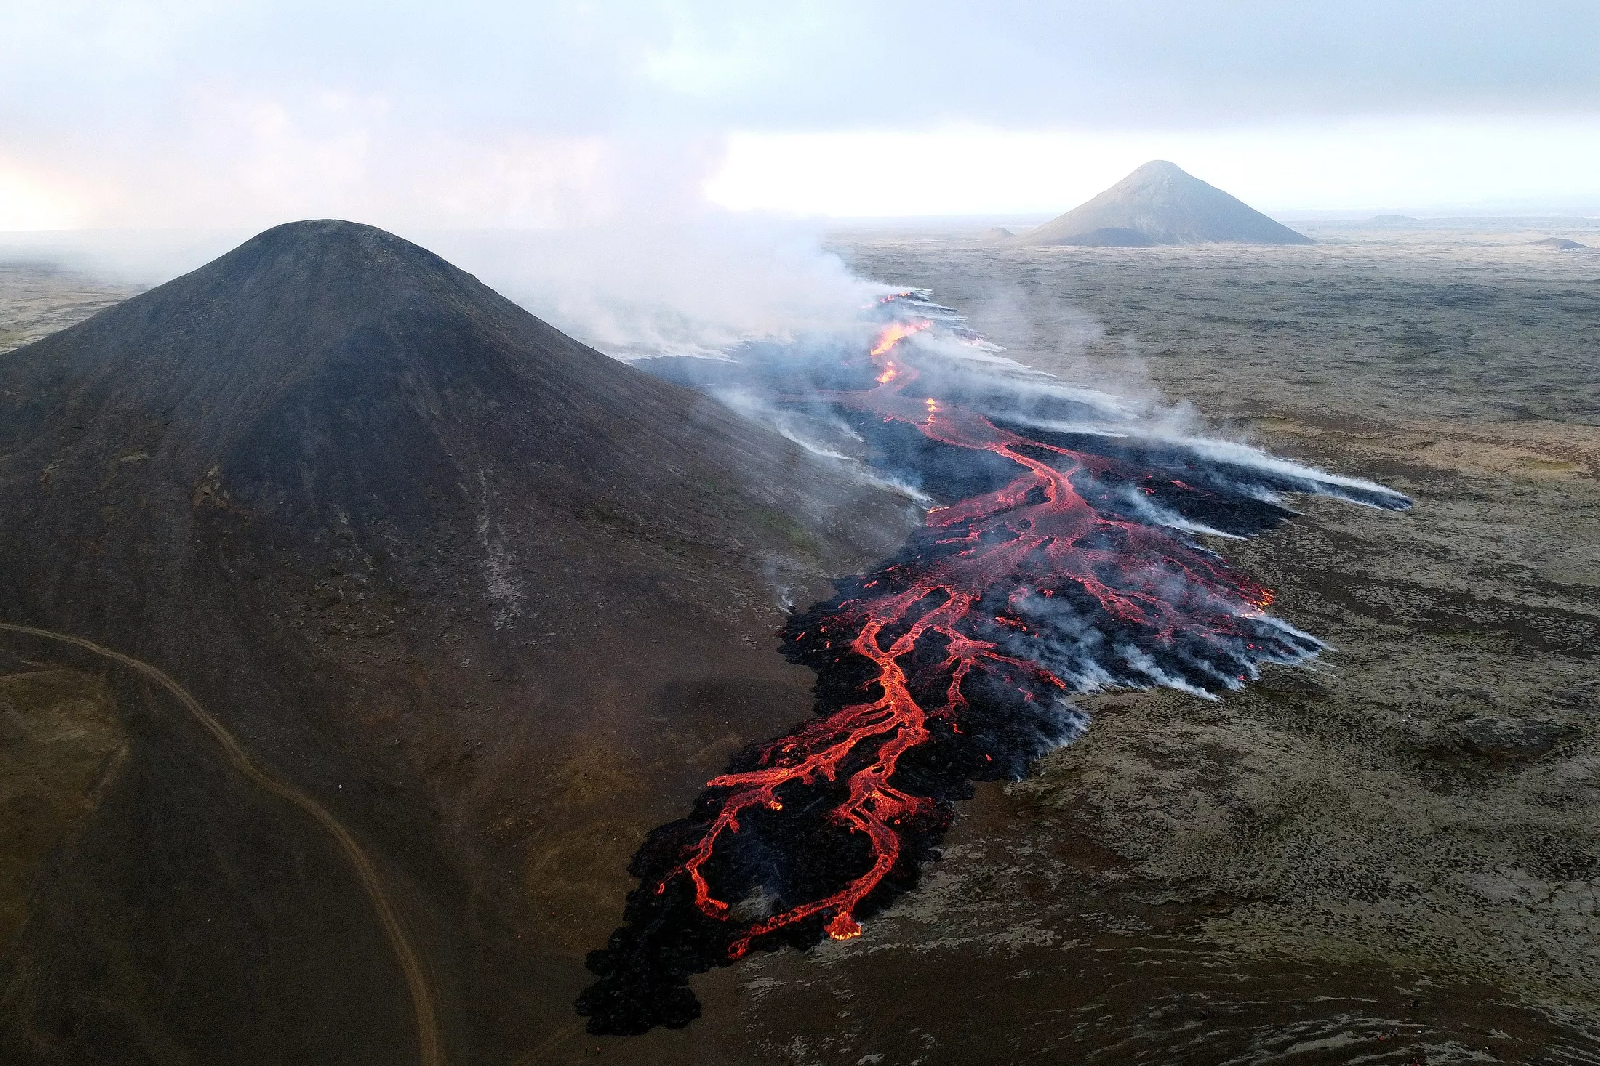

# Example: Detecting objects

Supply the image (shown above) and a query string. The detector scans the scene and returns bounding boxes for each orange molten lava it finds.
[652,316,1277,957]
[870,319,931,357]
[576,291,1409,1036]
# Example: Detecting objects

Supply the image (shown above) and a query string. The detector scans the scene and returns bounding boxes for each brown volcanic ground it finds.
[0,221,914,1066]
[4,218,1600,1065]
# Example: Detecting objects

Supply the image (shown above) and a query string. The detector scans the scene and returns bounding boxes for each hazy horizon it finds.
[3,2,1598,231]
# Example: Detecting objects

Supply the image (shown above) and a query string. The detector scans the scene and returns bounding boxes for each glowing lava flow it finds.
[655,319,1281,957]
[870,318,931,357]
[577,297,1407,1035]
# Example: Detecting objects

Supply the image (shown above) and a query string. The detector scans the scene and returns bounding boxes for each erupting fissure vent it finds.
[577,293,1409,1034]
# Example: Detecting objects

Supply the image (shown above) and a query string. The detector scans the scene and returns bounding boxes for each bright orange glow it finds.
[870,319,931,357]
[650,302,1284,962]
[826,914,862,940]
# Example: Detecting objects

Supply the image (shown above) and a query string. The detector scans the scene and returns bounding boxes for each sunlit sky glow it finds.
[2,1,1598,230]
[707,118,1600,218]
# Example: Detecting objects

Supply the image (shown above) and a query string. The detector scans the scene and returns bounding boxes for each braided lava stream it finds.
[579,294,1409,1034]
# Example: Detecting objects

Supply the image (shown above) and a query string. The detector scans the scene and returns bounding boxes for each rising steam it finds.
[578,287,1409,1035]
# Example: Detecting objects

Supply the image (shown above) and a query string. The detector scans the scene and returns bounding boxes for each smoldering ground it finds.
[577,284,1410,1034]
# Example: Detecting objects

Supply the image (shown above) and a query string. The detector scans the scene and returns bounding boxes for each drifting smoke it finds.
[578,289,1410,1035]
[424,220,886,359]
[0,213,888,365]
[0,229,253,286]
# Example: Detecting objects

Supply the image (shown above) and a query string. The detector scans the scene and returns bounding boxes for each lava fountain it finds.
[577,293,1409,1034]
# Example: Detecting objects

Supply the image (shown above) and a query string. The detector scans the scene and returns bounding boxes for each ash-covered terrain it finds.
[0,222,912,1066]
[1,218,1597,1065]
[732,219,1596,1065]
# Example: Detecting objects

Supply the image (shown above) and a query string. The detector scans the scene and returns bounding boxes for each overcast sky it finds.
[3,0,1599,228]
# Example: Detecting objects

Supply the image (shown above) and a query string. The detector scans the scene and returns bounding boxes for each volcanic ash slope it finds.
[1019,160,1313,247]
[0,220,912,1066]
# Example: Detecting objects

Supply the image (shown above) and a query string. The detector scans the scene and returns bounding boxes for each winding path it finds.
[0,621,444,1066]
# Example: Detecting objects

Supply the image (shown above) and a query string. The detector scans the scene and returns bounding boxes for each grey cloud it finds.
[3,0,1595,230]
[4,0,1596,141]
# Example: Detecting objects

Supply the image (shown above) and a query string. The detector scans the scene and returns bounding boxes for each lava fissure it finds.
[577,293,1409,1034]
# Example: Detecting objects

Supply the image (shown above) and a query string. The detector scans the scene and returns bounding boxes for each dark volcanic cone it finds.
[1019,160,1312,246]
[0,221,910,1065]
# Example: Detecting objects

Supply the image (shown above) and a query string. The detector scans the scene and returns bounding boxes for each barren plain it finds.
[731,219,1599,1064]
[2,220,1598,1064]
[0,261,141,354]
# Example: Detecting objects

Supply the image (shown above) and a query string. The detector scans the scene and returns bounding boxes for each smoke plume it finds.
[577,287,1409,1035]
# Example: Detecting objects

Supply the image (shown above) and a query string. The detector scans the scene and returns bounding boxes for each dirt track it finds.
[0,621,443,1066]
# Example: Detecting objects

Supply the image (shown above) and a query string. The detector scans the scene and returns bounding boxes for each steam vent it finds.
[1019,159,1313,246]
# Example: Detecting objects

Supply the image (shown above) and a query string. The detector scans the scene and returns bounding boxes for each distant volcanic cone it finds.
[1019,160,1313,246]
[0,221,909,1065]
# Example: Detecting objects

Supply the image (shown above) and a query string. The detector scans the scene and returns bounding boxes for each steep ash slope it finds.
[0,221,910,1066]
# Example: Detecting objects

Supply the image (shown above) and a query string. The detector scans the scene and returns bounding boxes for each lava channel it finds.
[577,298,1408,1034]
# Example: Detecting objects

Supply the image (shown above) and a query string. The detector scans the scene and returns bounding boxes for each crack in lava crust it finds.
[577,297,1409,1035]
